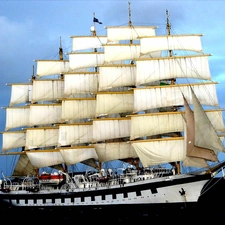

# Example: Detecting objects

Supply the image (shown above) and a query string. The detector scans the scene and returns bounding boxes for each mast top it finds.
[92,12,97,36]
[166,9,171,35]
[128,2,132,26]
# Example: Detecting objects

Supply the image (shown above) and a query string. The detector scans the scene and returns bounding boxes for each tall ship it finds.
[1,3,225,217]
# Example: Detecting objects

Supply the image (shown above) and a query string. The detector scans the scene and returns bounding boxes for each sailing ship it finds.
[1,3,225,215]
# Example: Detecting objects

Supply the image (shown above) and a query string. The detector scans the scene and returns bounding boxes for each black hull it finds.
[0,202,197,221]
[0,202,223,222]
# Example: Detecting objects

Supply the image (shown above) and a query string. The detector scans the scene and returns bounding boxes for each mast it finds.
[166,9,181,174]
[166,9,171,36]
[166,10,176,85]
[59,37,64,79]
[128,2,133,45]
[128,2,132,27]
[59,36,63,60]
[31,65,35,81]
[92,12,98,72]
[59,36,67,172]
[92,12,97,37]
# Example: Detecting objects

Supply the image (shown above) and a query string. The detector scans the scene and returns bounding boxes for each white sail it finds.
[106,26,157,42]
[104,44,140,63]
[71,36,107,51]
[96,92,133,117]
[98,64,136,91]
[132,137,186,167]
[133,82,219,112]
[32,80,64,103]
[140,34,203,54]
[29,104,62,126]
[64,72,98,97]
[25,127,59,150]
[192,90,225,154]
[135,55,212,85]
[130,112,185,140]
[92,118,131,142]
[61,99,96,121]
[2,131,26,152]
[58,123,93,146]
[59,146,98,165]
[130,110,225,140]
[69,52,104,70]
[94,142,138,162]
[9,83,32,106]
[26,150,64,168]
[13,154,37,176]
[1,4,225,190]
[183,94,218,165]
[35,60,70,77]
[5,106,30,130]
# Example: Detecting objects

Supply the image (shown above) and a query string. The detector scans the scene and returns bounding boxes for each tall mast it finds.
[166,10,180,173]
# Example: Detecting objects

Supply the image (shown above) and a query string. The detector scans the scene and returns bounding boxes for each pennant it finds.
[93,17,102,24]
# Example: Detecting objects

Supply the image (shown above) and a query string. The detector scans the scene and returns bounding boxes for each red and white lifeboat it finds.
[39,171,64,185]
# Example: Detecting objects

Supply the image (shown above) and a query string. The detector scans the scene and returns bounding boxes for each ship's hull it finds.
[0,173,211,213]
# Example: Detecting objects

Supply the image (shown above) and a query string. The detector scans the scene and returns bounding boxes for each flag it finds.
[93,17,102,24]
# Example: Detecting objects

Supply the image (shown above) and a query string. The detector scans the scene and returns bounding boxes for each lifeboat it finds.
[39,172,64,185]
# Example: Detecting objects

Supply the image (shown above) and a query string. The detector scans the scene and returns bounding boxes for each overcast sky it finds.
[0,0,225,175]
